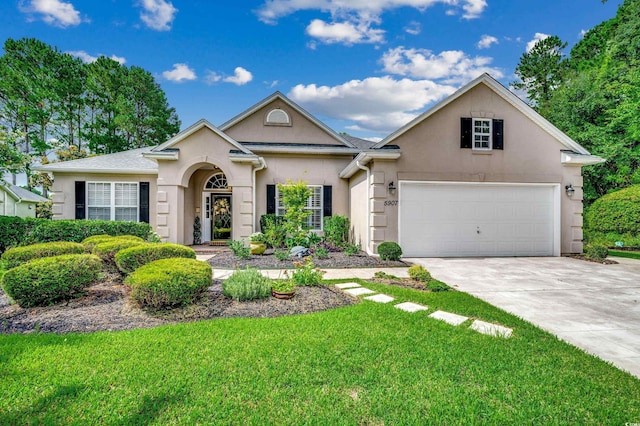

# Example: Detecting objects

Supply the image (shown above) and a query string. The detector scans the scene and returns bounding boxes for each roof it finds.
[151,119,253,155]
[219,91,357,149]
[342,134,377,150]
[34,147,159,174]
[373,73,596,158]
[0,181,48,203]
[238,142,360,155]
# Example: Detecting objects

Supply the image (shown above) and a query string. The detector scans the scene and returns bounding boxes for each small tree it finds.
[277,179,312,247]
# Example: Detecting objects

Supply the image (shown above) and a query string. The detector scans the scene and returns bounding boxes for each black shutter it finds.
[266,184,276,214]
[323,185,332,218]
[75,181,85,219]
[139,182,150,223]
[460,117,472,148]
[492,119,504,150]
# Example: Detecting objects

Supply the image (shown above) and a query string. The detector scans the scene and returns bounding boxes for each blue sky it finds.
[0,0,619,141]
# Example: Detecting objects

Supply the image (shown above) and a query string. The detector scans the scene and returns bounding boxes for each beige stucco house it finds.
[37,74,604,257]
[0,180,48,218]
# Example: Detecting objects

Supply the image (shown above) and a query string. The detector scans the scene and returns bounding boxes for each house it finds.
[36,74,604,257]
[0,180,49,218]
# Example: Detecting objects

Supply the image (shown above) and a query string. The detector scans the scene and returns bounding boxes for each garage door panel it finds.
[400,183,556,257]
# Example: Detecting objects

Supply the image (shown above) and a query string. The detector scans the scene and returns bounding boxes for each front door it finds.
[210,194,232,241]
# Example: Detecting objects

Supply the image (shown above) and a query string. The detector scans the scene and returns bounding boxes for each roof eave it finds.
[153,119,254,155]
[142,150,179,160]
[339,150,402,179]
[35,166,158,175]
[561,152,606,166]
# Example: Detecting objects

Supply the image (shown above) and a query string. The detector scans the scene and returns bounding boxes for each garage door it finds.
[399,182,559,257]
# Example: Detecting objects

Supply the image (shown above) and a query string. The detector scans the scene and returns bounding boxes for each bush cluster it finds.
[92,239,146,272]
[126,258,212,309]
[1,241,85,269]
[26,219,152,244]
[82,234,145,252]
[222,268,272,301]
[323,215,350,247]
[115,243,196,275]
[408,265,432,282]
[585,185,640,236]
[377,242,403,261]
[1,254,102,307]
[292,258,324,286]
[585,243,609,261]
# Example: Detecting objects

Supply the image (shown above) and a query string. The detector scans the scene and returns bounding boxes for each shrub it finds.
[115,243,196,275]
[93,239,146,272]
[82,234,144,253]
[271,279,296,293]
[427,280,451,292]
[228,239,251,259]
[292,257,324,286]
[0,216,29,253]
[314,246,329,259]
[408,265,432,282]
[274,249,289,261]
[260,214,286,248]
[585,185,640,236]
[222,268,272,301]
[126,258,212,309]
[1,241,85,269]
[585,243,609,261]
[378,242,402,261]
[25,219,152,244]
[344,244,361,256]
[1,254,102,308]
[323,215,350,247]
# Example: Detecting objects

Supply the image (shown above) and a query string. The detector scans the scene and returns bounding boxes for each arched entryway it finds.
[201,171,232,243]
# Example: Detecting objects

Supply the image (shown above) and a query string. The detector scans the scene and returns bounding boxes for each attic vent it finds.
[266,108,291,126]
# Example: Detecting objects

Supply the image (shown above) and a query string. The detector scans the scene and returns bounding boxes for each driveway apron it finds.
[405,256,640,378]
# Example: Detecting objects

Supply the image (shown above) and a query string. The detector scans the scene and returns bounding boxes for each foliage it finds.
[377,242,403,261]
[0,126,29,175]
[587,232,640,248]
[291,257,325,286]
[227,239,251,259]
[1,254,101,307]
[277,180,312,247]
[25,219,152,244]
[81,234,144,252]
[260,214,287,248]
[125,258,211,309]
[373,271,400,280]
[314,246,329,259]
[35,201,53,219]
[584,243,609,261]
[0,216,28,253]
[426,280,451,292]
[408,265,432,282]
[271,279,296,293]
[274,249,289,261]
[222,268,272,301]
[1,241,85,269]
[92,239,146,272]
[249,232,267,243]
[314,240,343,253]
[115,243,196,275]
[323,215,350,247]
[344,243,361,256]
[585,185,640,235]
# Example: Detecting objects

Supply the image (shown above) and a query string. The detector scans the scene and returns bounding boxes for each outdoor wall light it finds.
[388,181,397,195]
[565,184,575,197]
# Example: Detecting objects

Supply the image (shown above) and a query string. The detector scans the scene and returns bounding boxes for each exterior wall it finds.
[0,189,37,218]
[50,173,157,227]
[348,170,368,249]
[224,99,341,145]
[254,153,352,231]
[370,82,584,254]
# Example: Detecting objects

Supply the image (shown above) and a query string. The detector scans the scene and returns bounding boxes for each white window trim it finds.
[275,184,324,231]
[472,118,492,151]
[87,181,139,222]
[265,108,292,126]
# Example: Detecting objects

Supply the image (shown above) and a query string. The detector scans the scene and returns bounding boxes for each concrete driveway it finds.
[405,256,640,378]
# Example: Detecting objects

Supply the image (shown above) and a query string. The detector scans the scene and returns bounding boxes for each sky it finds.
[0,0,621,141]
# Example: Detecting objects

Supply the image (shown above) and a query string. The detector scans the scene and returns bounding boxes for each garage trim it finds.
[398,181,561,257]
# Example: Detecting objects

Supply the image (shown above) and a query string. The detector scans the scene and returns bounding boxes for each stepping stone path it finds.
[335,283,513,339]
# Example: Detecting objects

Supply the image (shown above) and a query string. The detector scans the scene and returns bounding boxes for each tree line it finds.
[513,0,640,204]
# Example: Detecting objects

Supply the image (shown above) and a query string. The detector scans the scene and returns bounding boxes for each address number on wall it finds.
[384,200,398,206]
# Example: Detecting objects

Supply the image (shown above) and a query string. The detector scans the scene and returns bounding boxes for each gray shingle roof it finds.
[35,147,158,174]
[342,135,377,150]
[1,181,48,203]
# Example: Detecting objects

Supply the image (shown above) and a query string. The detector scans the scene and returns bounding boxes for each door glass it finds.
[212,195,232,240]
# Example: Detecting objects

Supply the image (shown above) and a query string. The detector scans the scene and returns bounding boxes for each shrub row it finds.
[585,185,640,236]
[115,243,196,275]
[1,254,102,308]
[82,234,145,252]
[1,241,85,269]
[92,239,147,272]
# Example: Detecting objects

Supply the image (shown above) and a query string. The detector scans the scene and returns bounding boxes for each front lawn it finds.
[608,249,640,260]
[1,281,638,424]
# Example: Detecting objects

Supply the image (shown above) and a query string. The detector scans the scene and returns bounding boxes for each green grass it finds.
[1,280,639,424]
[608,249,640,260]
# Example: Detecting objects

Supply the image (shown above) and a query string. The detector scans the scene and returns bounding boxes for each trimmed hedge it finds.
[125,258,212,309]
[82,234,144,253]
[25,219,152,244]
[1,241,85,269]
[377,241,403,261]
[115,243,196,275]
[1,254,102,308]
[585,185,640,236]
[92,239,146,272]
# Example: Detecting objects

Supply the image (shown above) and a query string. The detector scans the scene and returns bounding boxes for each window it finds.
[276,185,323,231]
[473,118,492,150]
[87,182,138,221]
[266,108,291,126]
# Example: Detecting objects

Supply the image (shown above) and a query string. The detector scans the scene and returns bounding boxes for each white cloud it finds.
[288,76,456,132]
[67,50,126,64]
[306,18,384,44]
[381,46,503,84]
[223,67,253,86]
[19,0,83,27]
[404,21,421,36]
[461,0,487,19]
[477,34,498,49]
[204,71,221,85]
[162,63,196,82]
[579,29,587,39]
[138,0,177,31]
[526,32,550,53]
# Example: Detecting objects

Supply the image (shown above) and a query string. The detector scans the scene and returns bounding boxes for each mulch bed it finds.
[208,249,409,269]
[565,254,618,265]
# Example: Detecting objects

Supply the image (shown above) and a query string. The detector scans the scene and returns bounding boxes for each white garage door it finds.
[399,182,559,257]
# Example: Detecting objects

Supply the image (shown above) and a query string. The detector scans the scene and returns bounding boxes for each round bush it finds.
[1,241,85,269]
[223,268,272,301]
[408,265,431,282]
[585,185,640,236]
[1,254,102,308]
[377,241,403,261]
[82,234,144,253]
[92,239,146,272]
[115,243,196,275]
[125,258,212,309]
